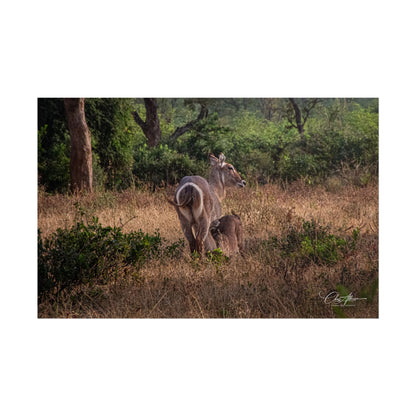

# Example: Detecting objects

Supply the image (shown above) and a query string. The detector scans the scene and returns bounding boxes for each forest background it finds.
[38,98,378,193]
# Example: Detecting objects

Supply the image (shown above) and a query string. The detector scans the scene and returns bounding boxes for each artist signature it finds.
[319,291,367,307]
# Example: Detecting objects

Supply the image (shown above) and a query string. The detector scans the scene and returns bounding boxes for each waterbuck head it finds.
[209,153,246,193]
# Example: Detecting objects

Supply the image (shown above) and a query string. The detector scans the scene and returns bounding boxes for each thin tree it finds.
[287,98,321,140]
[259,98,281,121]
[64,98,93,192]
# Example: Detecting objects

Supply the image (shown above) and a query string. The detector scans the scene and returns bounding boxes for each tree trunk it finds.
[64,98,93,193]
[131,98,161,147]
[289,98,305,137]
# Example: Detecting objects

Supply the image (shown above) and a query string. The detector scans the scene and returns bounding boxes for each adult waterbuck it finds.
[168,153,246,254]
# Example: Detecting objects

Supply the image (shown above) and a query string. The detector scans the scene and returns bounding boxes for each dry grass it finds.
[38,181,378,318]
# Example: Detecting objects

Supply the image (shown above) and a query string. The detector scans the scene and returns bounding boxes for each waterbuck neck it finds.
[208,169,226,201]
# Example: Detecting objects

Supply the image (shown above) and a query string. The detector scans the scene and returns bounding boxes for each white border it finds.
[2,1,415,415]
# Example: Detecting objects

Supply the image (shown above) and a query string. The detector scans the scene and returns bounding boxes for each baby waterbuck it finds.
[168,153,246,254]
[210,214,244,256]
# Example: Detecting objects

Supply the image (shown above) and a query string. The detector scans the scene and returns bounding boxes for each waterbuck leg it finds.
[195,215,214,254]
[180,220,197,253]
[204,231,217,252]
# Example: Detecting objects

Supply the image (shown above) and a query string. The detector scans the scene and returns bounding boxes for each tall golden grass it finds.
[38,181,378,318]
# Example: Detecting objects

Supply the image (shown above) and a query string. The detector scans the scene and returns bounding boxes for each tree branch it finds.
[169,103,208,142]
[131,110,145,129]
[302,98,320,126]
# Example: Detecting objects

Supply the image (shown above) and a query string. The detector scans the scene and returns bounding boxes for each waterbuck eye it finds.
[228,166,234,170]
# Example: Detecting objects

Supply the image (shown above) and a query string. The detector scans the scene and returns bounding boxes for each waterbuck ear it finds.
[218,153,226,167]
[209,153,219,166]
[210,219,220,231]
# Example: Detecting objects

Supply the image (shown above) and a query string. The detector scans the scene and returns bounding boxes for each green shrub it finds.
[206,248,229,265]
[164,238,186,258]
[177,113,233,161]
[38,215,167,297]
[277,219,360,265]
[133,144,206,185]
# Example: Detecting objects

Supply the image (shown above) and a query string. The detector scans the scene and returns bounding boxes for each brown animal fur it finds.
[167,153,246,254]
[209,214,244,256]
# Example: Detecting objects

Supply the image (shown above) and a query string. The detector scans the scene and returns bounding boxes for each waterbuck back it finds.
[169,153,246,254]
[210,214,244,256]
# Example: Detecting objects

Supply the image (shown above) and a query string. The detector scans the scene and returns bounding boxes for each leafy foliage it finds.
[277,219,360,265]
[133,144,206,185]
[38,99,71,192]
[38,98,378,192]
[38,211,182,297]
[85,98,139,190]
[206,248,230,266]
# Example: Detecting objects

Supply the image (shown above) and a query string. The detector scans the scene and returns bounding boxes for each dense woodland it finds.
[38,98,378,192]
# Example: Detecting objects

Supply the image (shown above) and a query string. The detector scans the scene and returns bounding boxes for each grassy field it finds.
[38,181,378,318]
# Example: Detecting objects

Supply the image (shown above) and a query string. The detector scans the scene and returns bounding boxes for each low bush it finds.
[133,144,206,186]
[206,248,230,269]
[276,219,360,265]
[38,214,181,297]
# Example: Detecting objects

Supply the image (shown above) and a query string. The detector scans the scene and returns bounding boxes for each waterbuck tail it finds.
[165,184,195,208]
[174,183,204,217]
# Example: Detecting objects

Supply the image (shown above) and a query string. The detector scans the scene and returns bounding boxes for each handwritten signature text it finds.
[319,291,367,307]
